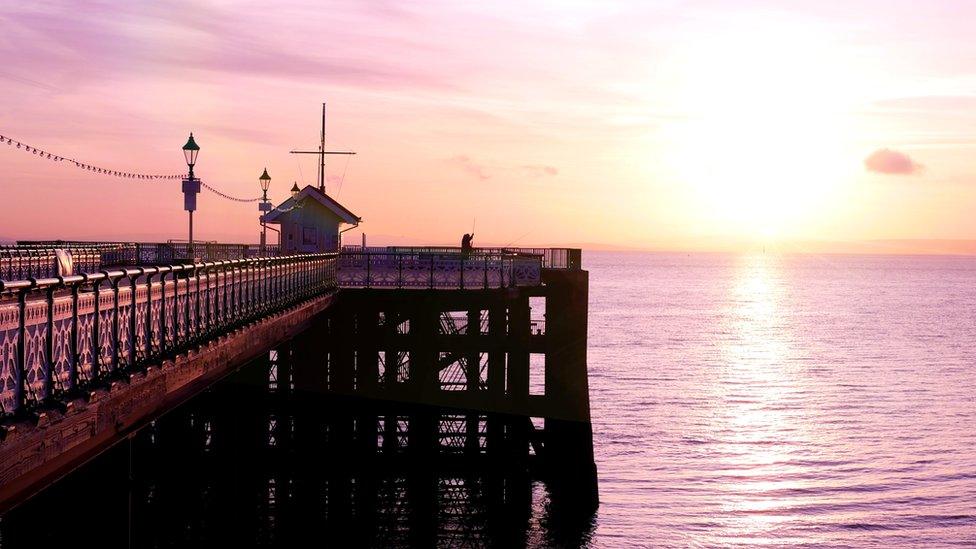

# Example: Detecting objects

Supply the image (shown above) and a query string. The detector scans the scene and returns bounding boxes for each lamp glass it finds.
[182,133,200,167]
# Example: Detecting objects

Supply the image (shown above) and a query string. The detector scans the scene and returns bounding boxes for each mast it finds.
[319,102,326,193]
[290,102,356,196]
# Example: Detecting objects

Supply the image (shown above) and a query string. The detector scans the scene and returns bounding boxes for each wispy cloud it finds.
[0,2,454,92]
[864,148,922,175]
[449,155,490,180]
[520,164,558,177]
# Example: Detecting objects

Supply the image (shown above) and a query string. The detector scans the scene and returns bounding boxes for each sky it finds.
[2,0,976,252]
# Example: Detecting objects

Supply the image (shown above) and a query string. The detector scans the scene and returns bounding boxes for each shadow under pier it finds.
[1,360,597,547]
[294,272,598,510]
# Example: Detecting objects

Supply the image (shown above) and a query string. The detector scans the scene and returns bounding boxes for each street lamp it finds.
[259,168,272,254]
[182,133,201,259]
[183,132,199,178]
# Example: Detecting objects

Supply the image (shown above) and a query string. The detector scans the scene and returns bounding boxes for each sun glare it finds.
[660,21,864,238]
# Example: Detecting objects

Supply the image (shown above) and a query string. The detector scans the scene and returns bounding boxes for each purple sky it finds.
[3,1,976,250]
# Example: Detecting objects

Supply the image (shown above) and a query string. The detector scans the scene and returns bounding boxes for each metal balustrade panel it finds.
[336,252,543,289]
[0,254,337,418]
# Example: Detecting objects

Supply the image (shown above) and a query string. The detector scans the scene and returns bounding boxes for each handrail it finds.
[0,253,337,419]
[1,243,289,281]
[336,250,543,289]
[342,245,582,270]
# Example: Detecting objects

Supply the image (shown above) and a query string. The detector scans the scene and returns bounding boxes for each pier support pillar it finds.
[292,315,330,396]
[357,308,380,396]
[507,295,530,405]
[409,303,438,401]
[542,269,598,510]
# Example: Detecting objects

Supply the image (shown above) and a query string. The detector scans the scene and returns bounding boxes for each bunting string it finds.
[2,132,263,203]
[269,200,305,214]
[200,181,261,203]
[1,132,182,180]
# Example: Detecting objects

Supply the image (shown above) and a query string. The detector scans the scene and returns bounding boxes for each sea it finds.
[4,251,975,547]
[586,251,976,547]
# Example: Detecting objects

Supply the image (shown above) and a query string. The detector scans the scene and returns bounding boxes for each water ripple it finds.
[585,252,976,547]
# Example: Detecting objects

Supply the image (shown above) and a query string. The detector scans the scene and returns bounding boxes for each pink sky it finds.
[3,1,976,251]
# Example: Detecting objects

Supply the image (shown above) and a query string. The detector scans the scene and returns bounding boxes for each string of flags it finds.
[269,200,305,214]
[1,133,182,180]
[200,181,261,203]
[2,132,262,203]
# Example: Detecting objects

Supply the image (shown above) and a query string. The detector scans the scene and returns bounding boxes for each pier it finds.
[0,243,595,516]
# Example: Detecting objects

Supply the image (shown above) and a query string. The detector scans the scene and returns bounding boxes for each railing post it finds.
[220,262,229,327]
[260,258,266,313]
[44,285,56,402]
[160,270,168,354]
[255,259,261,314]
[202,264,211,336]
[284,257,290,303]
[183,267,191,348]
[258,259,271,315]
[15,288,28,414]
[225,262,231,322]
[128,272,138,368]
[366,252,371,289]
[270,258,277,308]
[69,282,80,392]
[92,278,103,380]
[144,271,154,356]
[429,255,434,289]
[398,253,403,289]
[459,254,465,290]
[239,261,248,321]
[110,274,121,374]
[273,257,279,307]
[261,259,268,314]
[193,265,202,342]
[509,257,516,288]
[227,262,235,326]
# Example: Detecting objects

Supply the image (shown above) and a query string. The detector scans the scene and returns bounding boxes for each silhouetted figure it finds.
[461,233,474,257]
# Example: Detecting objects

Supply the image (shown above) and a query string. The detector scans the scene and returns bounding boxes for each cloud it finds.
[449,155,490,180]
[0,2,455,94]
[520,164,559,177]
[864,148,922,175]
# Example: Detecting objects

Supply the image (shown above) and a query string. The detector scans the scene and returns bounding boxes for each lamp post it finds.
[259,168,272,254]
[181,133,201,259]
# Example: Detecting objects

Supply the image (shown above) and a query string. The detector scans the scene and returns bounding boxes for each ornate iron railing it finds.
[0,254,336,418]
[344,246,582,270]
[5,244,579,283]
[337,250,542,289]
[0,248,103,281]
[14,241,283,268]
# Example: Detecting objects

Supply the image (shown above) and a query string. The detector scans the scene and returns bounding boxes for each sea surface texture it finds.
[586,251,976,547]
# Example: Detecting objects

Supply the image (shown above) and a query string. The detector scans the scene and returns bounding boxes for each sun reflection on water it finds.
[702,254,819,544]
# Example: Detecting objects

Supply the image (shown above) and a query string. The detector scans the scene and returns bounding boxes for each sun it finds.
[659,20,865,239]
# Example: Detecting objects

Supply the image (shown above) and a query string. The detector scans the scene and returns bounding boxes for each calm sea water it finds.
[6,252,976,547]
[585,251,976,547]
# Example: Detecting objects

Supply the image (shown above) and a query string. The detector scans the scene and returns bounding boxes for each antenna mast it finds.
[319,103,326,193]
[290,102,356,195]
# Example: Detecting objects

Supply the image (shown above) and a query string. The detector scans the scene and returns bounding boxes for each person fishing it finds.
[461,232,474,257]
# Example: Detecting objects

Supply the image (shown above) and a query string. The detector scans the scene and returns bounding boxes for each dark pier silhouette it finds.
[0,242,596,545]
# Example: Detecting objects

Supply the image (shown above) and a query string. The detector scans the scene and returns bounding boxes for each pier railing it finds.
[5,243,581,282]
[337,250,542,289]
[13,241,282,268]
[0,248,103,281]
[344,246,582,270]
[0,253,336,418]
